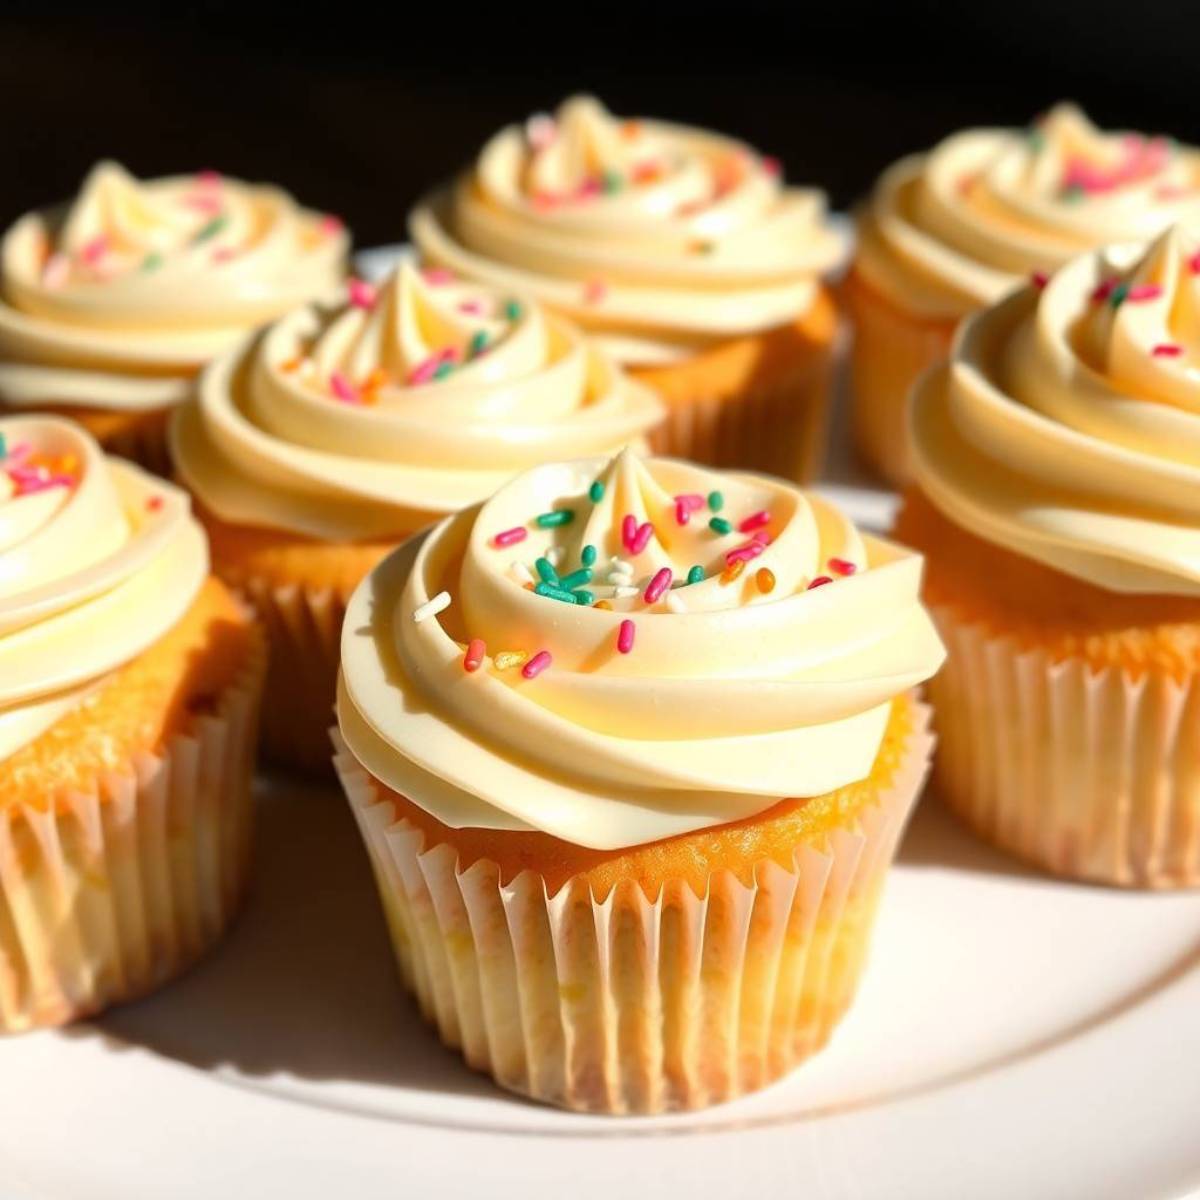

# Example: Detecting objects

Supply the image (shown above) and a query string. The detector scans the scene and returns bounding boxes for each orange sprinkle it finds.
[493,650,528,671]
[463,638,486,673]
[720,559,746,585]
[594,599,613,610]
[281,355,305,373]
[622,120,642,140]
[755,567,775,594]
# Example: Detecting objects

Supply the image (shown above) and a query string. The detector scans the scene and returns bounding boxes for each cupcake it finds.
[0,415,264,1031]
[170,263,662,772]
[850,103,1200,485]
[410,95,845,481]
[897,226,1200,888]
[0,161,348,472]
[333,447,944,1112]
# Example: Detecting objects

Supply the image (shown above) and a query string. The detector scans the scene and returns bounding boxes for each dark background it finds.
[2,2,1197,244]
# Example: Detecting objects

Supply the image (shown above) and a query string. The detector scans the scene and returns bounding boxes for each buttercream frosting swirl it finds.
[0,415,208,764]
[911,225,1200,595]
[857,104,1200,319]
[410,95,845,365]
[0,162,348,414]
[171,262,663,541]
[337,448,944,849]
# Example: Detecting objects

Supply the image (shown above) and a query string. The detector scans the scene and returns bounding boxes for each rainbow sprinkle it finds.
[709,517,732,535]
[617,619,636,654]
[492,526,527,548]
[494,650,528,671]
[828,557,857,576]
[522,650,552,679]
[1153,343,1184,357]
[412,591,451,623]
[589,480,605,503]
[463,638,486,672]
[686,565,705,585]
[536,508,574,529]
[348,278,377,309]
[807,576,833,590]
[644,567,673,604]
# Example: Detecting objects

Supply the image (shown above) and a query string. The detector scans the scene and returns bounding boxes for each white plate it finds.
[3,264,1199,1200]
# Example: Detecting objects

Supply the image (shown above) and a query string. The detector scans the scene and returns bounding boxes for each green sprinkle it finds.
[536,509,575,528]
[601,169,623,194]
[141,251,164,272]
[433,360,455,380]
[707,490,724,512]
[558,567,593,591]
[572,589,595,606]
[687,565,705,585]
[535,557,559,584]
[504,299,522,322]
[581,544,597,567]
[709,516,732,535]
[193,213,229,244]
[1027,127,1045,152]
[0,433,7,459]
[1061,185,1085,205]
[588,480,605,503]
[1108,282,1131,309]
[467,330,489,358]
[535,582,578,604]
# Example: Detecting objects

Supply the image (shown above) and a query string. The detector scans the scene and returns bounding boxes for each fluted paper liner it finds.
[0,635,265,1032]
[930,605,1200,888]
[844,268,957,488]
[333,699,933,1114]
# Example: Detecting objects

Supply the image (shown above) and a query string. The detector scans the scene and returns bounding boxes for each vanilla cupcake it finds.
[411,95,845,481]
[170,263,662,771]
[897,226,1200,888]
[850,104,1200,484]
[0,162,348,471]
[0,415,264,1030]
[334,447,943,1112]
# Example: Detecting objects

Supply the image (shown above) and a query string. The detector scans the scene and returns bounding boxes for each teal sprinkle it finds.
[141,251,164,272]
[536,509,574,528]
[192,213,229,244]
[709,516,732,535]
[504,299,522,322]
[0,433,7,460]
[1108,282,1131,309]
[572,589,595,606]
[707,490,724,512]
[581,544,597,567]
[433,360,455,380]
[535,557,559,584]
[558,567,593,591]
[588,480,605,503]
[467,330,489,358]
[534,582,578,605]
[686,565,705,585]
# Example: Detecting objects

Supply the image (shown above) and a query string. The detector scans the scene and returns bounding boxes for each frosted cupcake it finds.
[897,226,1200,888]
[411,95,845,481]
[0,415,264,1030]
[851,104,1200,484]
[334,447,944,1112]
[171,263,661,771]
[0,161,348,471]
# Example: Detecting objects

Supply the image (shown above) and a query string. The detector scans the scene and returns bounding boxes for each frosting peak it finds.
[337,450,944,849]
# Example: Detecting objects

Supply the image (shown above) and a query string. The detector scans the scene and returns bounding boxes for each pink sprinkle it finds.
[1190,251,1200,276]
[644,567,673,605]
[2,441,31,463]
[422,266,454,285]
[630,522,655,555]
[195,169,222,187]
[521,650,552,679]
[622,513,637,549]
[348,277,377,309]
[675,493,705,512]
[1031,270,1049,290]
[1091,278,1118,303]
[762,155,782,177]
[211,246,238,264]
[42,253,70,289]
[617,619,636,654]
[526,113,557,150]
[808,576,833,590]
[583,278,608,304]
[13,473,72,496]
[828,557,857,576]
[738,510,771,534]
[1153,343,1184,358]
[674,499,691,525]
[492,526,528,548]
[318,214,344,236]
[146,495,164,512]
[408,353,444,385]
[459,300,484,315]
[183,193,222,214]
[726,542,766,566]
[1127,284,1164,302]
[80,235,109,265]
[330,371,362,404]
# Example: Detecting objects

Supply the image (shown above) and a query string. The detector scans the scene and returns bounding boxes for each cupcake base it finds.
[333,696,933,1114]
[635,287,838,484]
[843,268,957,488]
[0,623,265,1032]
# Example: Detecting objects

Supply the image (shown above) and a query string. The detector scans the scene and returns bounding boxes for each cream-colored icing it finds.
[911,225,1200,594]
[171,262,663,542]
[337,449,944,850]
[0,415,208,763]
[0,162,348,414]
[857,104,1200,320]
[410,95,845,365]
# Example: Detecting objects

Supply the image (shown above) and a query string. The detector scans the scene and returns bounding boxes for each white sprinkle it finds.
[412,591,451,623]
[509,562,535,586]
[526,112,557,150]
[608,557,634,576]
[42,253,70,289]
[546,546,564,566]
[666,592,687,613]
[614,584,639,598]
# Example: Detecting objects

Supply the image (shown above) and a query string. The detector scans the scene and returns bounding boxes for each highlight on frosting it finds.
[171,261,663,541]
[856,103,1200,318]
[337,448,944,850]
[910,224,1200,596]
[0,415,208,764]
[410,95,846,364]
[0,161,348,414]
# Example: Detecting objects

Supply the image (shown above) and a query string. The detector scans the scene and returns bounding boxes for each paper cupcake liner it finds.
[843,269,957,488]
[235,575,348,774]
[0,632,266,1032]
[929,605,1200,888]
[641,339,833,485]
[333,699,933,1114]
[97,408,173,477]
